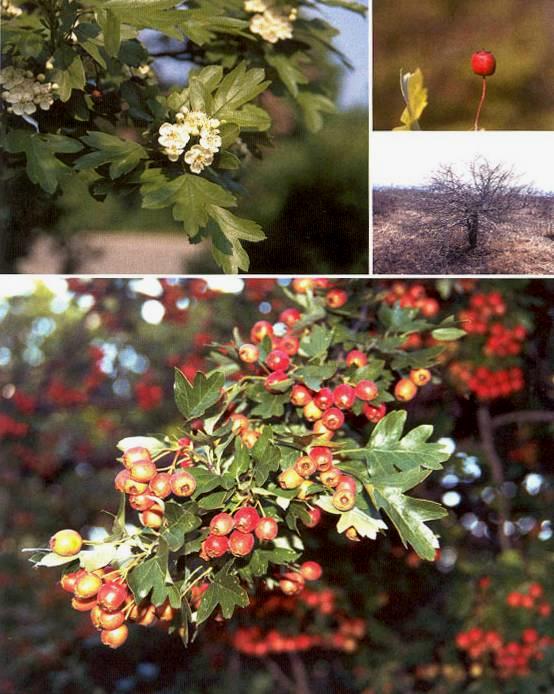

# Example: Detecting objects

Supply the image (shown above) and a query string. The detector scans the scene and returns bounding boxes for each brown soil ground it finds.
[373,191,554,275]
[17,232,207,274]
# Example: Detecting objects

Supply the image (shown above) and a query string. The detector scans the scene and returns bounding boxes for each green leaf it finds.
[390,347,444,371]
[368,485,447,561]
[217,103,271,131]
[116,436,166,456]
[33,552,77,568]
[102,9,121,57]
[295,362,338,390]
[335,507,388,539]
[317,0,367,15]
[366,411,451,474]
[251,426,281,486]
[162,501,202,552]
[75,132,147,179]
[209,206,265,274]
[196,568,250,624]
[197,490,230,510]
[212,62,270,115]
[174,369,225,420]
[265,52,308,98]
[140,170,235,237]
[394,68,428,132]
[299,324,332,359]
[79,542,119,572]
[431,328,466,342]
[53,46,86,102]
[228,439,251,478]
[297,92,336,132]
[5,131,82,194]
[127,539,171,606]
[250,390,289,419]
[378,303,430,334]
[188,467,224,495]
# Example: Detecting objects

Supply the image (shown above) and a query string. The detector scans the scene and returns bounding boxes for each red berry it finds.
[255,517,279,541]
[279,308,301,327]
[170,470,197,496]
[149,472,172,498]
[326,289,348,308]
[290,384,312,407]
[309,446,333,471]
[394,378,417,402]
[74,572,103,599]
[266,349,290,372]
[238,343,259,364]
[122,446,151,469]
[302,507,321,528]
[229,530,255,557]
[234,506,260,533]
[333,384,356,410]
[209,512,234,536]
[345,350,367,368]
[321,407,345,430]
[264,370,289,392]
[49,529,83,557]
[300,561,322,581]
[97,582,128,612]
[100,624,129,648]
[250,321,273,343]
[314,387,334,410]
[129,460,157,483]
[354,380,378,401]
[471,50,496,77]
[202,534,229,558]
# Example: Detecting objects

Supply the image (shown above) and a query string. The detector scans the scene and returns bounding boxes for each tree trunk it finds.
[467,212,479,249]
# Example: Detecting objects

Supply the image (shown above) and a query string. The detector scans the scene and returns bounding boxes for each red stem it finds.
[474,77,487,131]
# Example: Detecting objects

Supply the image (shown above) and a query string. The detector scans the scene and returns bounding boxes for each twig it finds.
[474,77,488,131]
[263,657,295,692]
[491,410,554,428]
[476,405,511,551]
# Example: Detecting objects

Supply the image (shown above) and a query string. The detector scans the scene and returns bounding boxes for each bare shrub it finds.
[424,158,534,250]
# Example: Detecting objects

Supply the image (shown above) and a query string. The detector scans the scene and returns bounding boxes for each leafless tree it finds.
[425,158,534,249]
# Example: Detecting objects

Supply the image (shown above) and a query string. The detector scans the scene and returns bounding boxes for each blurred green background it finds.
[373,0,554,130]
[1,278,553,694]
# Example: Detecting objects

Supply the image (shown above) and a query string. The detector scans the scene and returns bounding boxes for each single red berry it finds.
[300,561,322,581]
[202,534,229,558]
[264,370,289,392]
[250,321,273,343]
[279,308,301,327]
[209,512,234,536]
[97,582,129,612]
[229,530,255,556]
[100,624,129,649]
[302,507,321,528]
[354,380,378,401]
[170,470,197,497]
[314,387,334,411]
[321,407,345,430]
[234,506,260,533]
[290,384,312,407]
[255,517,279,541]
[266,349,290,372]
[345,350,367,368]
[238,343,259,364]
[471,50,496,77]
[309,446,333,471]
[333,384,356,410]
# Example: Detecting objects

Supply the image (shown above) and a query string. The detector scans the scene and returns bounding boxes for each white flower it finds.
[163,144,183,162]
[157,122,190,150]
[0,66,26,90]
[184,145,214,174]
[1,0,22,17]
[199,127,222,154]
[249,9,294,43]
[183,110,209,136]
[244,0,268,12]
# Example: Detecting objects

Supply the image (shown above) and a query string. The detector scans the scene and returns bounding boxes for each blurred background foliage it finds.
[373,0,554,131]
[0,278,553,694]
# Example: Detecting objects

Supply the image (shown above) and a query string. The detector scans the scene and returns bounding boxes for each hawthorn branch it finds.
[491,410,554,428]
[477,405,511,552]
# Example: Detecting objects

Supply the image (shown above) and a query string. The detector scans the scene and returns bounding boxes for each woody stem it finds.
[473,77,487,131]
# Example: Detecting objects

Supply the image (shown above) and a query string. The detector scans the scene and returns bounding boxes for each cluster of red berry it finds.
[0,413,28,438]
[506,582,551,616]
[449,362,524,400]
[382,281,440,317]
[483,323,526,357]
[456,626,552,679]
[232,586,365,657]
[458,292,506,334]
[134,379,164,411]
[50,529,178,649]
[114,445,197,529]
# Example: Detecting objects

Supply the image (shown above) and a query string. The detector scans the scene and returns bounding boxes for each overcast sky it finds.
[372,132,554,192]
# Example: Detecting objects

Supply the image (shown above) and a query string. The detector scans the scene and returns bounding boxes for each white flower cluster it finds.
[244,0,297,44]
[1,0,22,17]
[0,66,56,116]
[158,108,222,174]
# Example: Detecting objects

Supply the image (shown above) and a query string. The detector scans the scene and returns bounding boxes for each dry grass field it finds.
[373,189,554,275]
